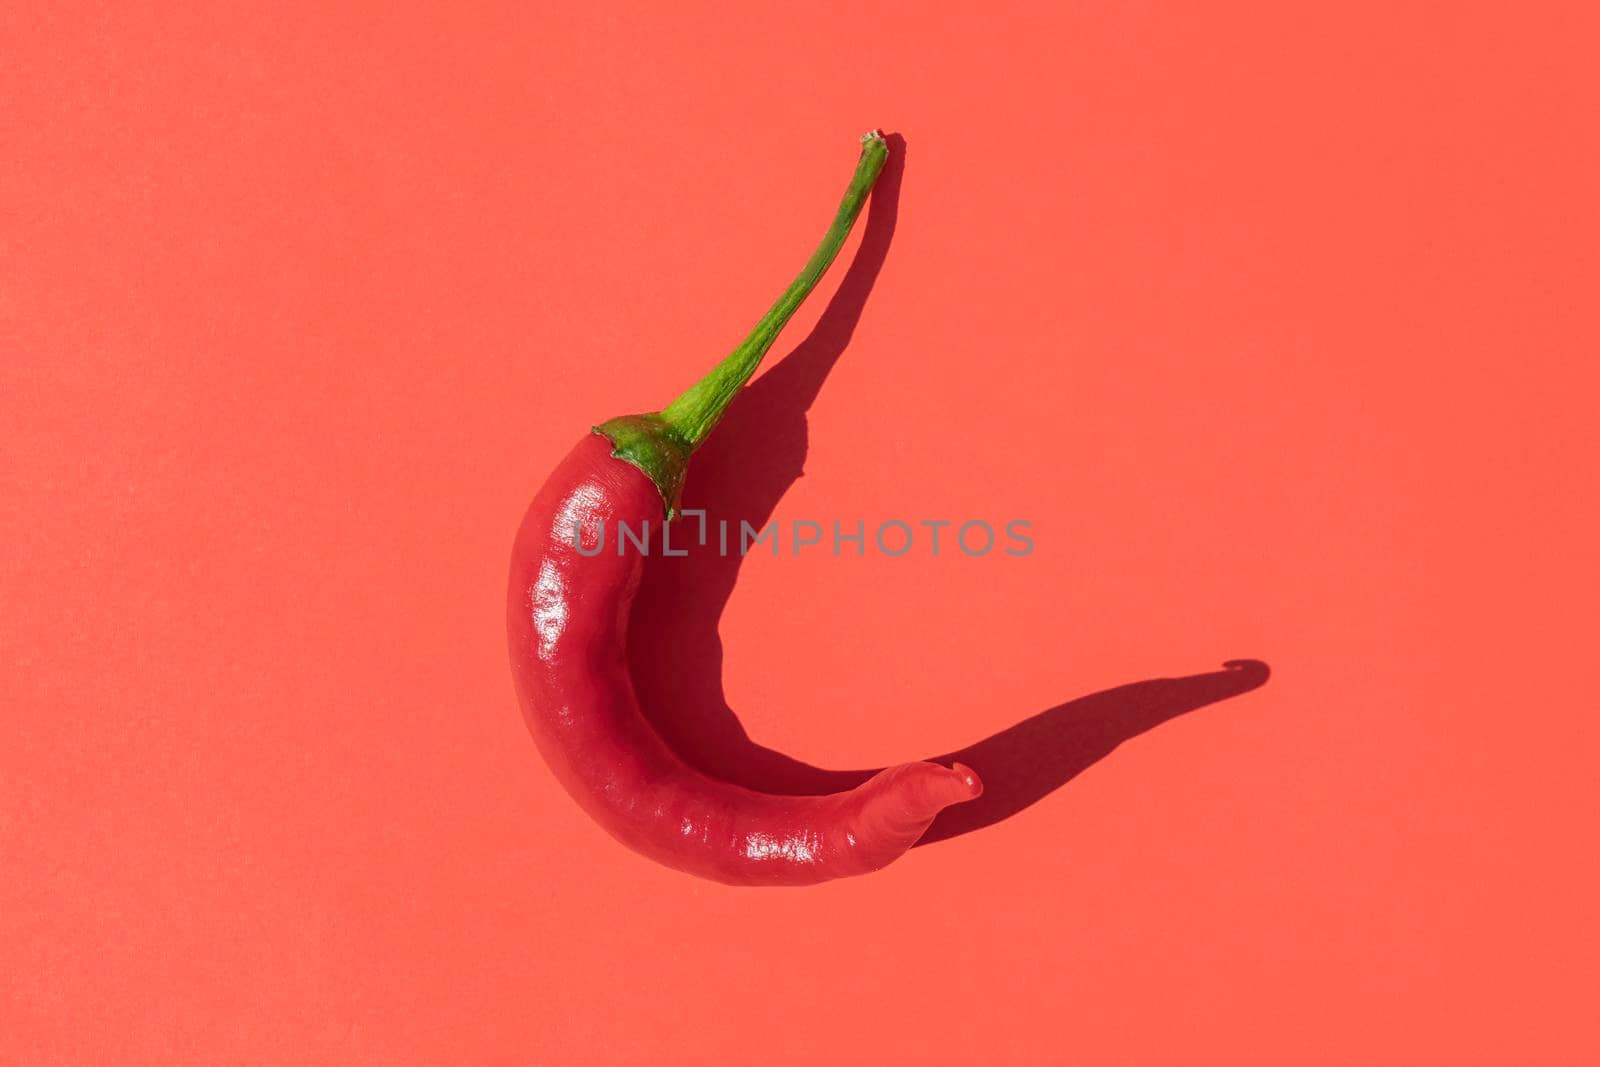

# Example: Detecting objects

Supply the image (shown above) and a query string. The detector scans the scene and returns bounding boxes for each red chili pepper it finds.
[507,131,981,885]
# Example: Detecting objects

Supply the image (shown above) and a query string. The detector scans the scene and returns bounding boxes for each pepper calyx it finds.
[594,415,692,518]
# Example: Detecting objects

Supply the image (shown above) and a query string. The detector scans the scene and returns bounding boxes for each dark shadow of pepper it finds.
[627,133,1270,847]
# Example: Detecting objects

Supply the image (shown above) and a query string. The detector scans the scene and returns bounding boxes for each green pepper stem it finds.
[597,130,890,516]
[660,130,890,447]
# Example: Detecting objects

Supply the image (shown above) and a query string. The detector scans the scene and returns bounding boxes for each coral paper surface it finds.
[5,3,1596,1063]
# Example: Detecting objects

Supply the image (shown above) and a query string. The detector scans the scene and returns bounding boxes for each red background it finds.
[5,4,1597,1063]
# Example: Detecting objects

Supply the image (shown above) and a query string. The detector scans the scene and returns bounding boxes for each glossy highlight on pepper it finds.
[507,132,982,886]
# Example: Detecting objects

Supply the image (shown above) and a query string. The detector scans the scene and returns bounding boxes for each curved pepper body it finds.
[508,433,981,886]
